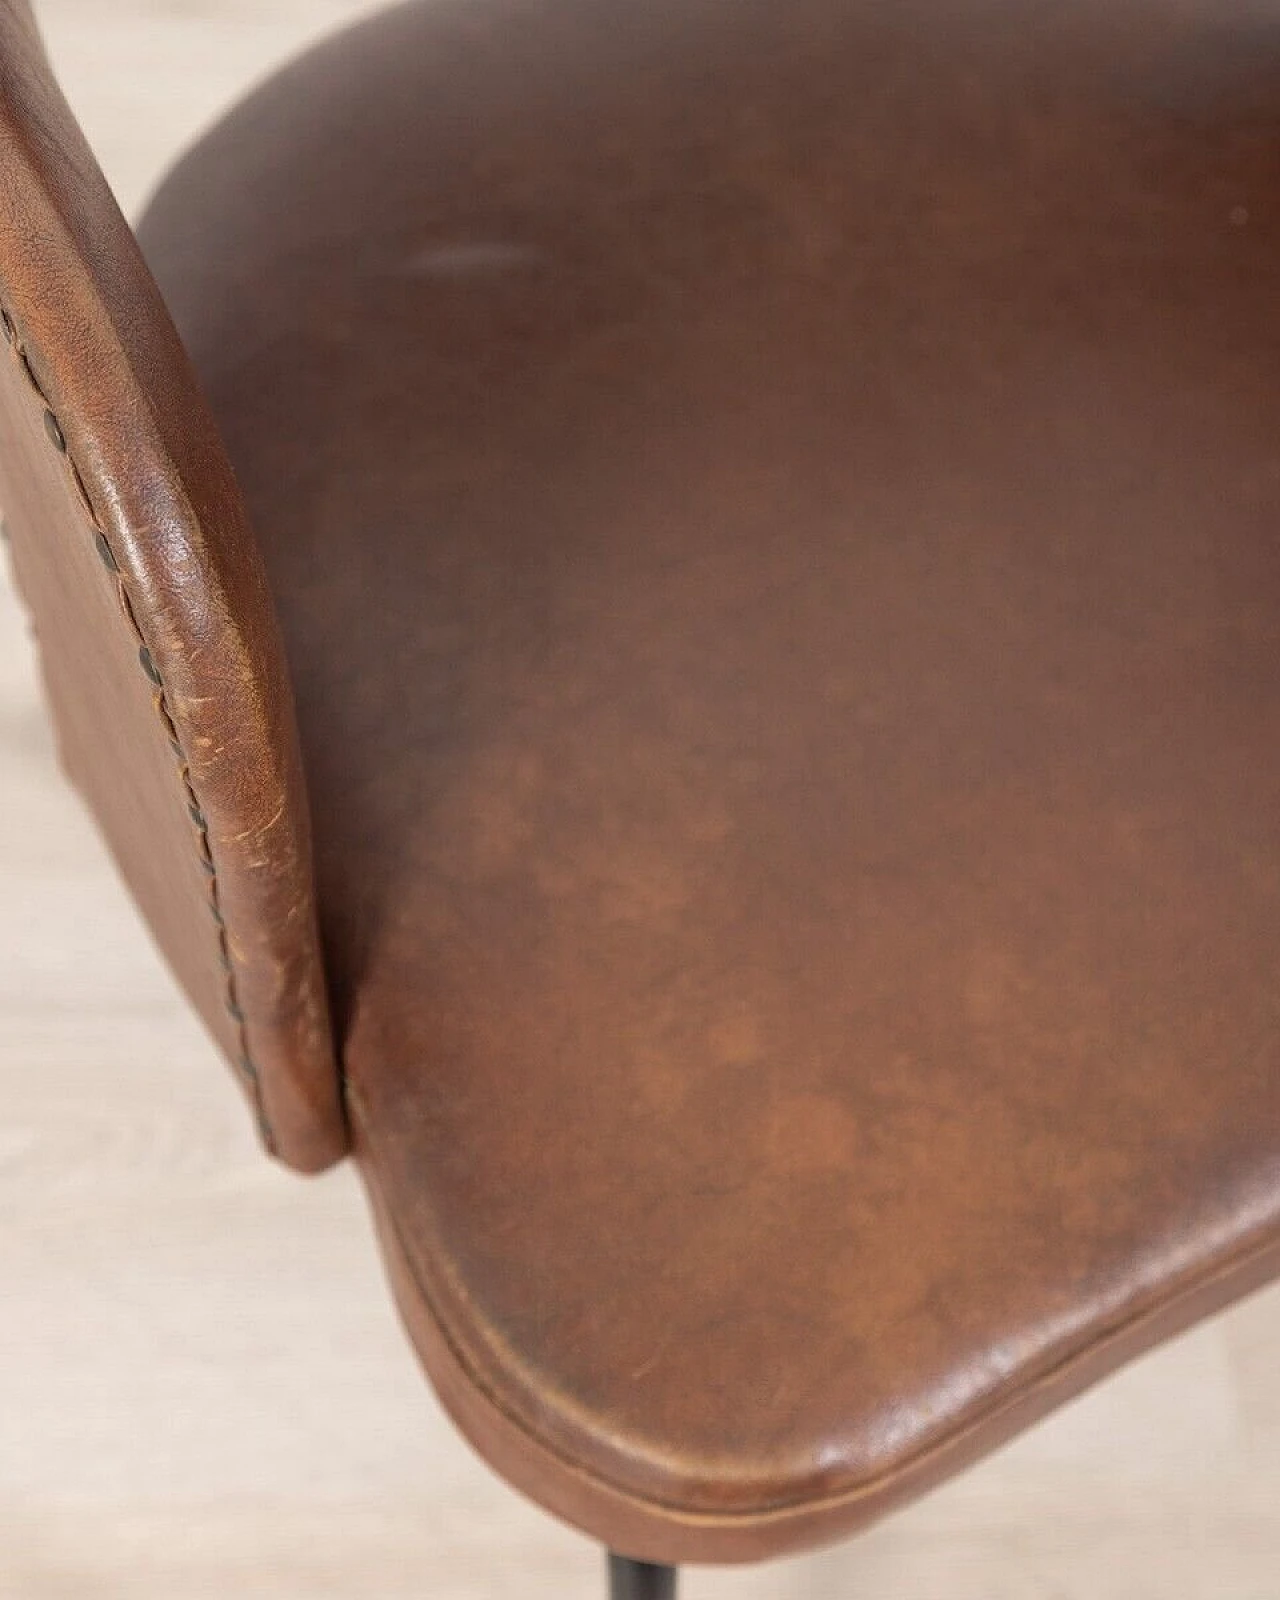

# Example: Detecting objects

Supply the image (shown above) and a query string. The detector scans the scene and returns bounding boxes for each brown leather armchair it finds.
[4,0,1280,1592]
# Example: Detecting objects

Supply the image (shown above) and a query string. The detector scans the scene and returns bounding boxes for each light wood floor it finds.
[2,3,1280,1595]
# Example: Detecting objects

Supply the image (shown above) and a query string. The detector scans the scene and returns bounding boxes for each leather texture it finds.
[0,0,1267,1565]
[0,0,345,1171]
[136,0,1280,1560]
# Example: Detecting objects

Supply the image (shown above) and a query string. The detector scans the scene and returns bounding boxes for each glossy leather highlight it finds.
[0,0,345,1170]
[136,0,1280,1560]
[3,0,1279,1568]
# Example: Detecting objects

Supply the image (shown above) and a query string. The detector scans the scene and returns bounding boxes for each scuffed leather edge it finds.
[0,298,280,1145]
[353,1095,1280,1563]
[0,0,347,1170]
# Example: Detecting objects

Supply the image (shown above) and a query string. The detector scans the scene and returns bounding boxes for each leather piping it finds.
[0,300,275,1152]
[354,1088,1280,1542]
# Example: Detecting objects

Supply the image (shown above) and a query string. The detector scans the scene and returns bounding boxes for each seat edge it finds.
[353,1102,1280,1563]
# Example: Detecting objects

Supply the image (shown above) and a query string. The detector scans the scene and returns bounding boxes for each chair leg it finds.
[606,1552,678,1600]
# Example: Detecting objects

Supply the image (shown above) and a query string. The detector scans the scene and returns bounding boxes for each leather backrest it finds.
[0,1,346,1170]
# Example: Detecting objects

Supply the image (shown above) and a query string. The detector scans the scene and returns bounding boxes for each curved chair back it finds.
[0,1,345,1170]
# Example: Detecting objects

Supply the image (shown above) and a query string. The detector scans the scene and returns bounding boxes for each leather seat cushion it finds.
[138,0,1280,1561]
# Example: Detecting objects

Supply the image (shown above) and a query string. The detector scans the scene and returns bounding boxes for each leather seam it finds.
[0,302,275,1154]
[354,1090,1280,1528]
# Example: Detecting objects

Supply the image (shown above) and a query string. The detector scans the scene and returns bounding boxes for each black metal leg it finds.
[607,1552,678,1600]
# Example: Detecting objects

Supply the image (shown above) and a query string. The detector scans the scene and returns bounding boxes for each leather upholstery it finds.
[0,0,345,1170]
[136,0,1280,1560]
[5,0,1278,1566]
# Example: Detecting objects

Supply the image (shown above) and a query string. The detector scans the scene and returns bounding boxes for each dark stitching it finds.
[0,303,274,1151]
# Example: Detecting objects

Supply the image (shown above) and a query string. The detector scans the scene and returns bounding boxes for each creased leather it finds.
[0,0,346,1171]
[136,0,1280,1561]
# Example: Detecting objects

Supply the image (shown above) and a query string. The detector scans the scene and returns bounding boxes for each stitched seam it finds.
[0,303,274,1153]
[353,1088,1280,1527]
